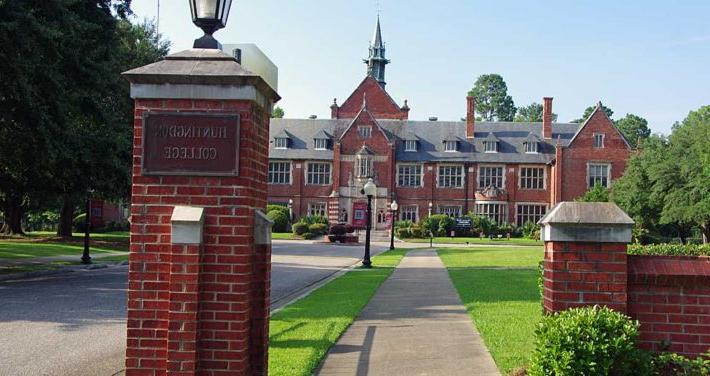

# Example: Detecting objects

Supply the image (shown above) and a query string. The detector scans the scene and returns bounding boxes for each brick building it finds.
[268,17,631,230]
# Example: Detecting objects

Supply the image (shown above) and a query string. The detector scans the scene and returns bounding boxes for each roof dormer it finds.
[483,132,500,153]
[313,129,331,150]
[273,129,292,149]
[523,132,541,153]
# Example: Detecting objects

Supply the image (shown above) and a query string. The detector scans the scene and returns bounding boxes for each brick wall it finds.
[126,98,271,375]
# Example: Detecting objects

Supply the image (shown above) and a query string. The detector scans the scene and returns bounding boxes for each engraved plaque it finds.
[142,112,240,176]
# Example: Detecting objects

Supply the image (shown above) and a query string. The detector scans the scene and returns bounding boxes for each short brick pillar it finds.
[540,202,634,314]
[122,48,280,376]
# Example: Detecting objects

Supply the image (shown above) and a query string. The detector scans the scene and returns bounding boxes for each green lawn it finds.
[272,232,301,240]
[0,241,120,260]
[439,246,544,375]
[27,231,129,241]
[268,248,407,376]
[407,236,542,246]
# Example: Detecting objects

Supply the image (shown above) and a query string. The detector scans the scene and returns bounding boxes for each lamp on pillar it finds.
[189,0,233,49]
[360,178,377,268]
[428,201,434,248]
[389,200,398,250]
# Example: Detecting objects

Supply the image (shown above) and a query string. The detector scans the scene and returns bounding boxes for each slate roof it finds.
[269,118,580,164]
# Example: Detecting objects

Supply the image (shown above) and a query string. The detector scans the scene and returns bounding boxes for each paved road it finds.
[0,241,387,376]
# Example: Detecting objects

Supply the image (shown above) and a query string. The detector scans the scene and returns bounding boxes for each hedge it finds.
[627,243,710,257]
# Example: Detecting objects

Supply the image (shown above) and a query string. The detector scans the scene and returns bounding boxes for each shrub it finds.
[537,260,544,313]
[267,210,289,233]
[301,232,315,240]
[329,224,347,236]
[409,224,424,238]
[521,221,538,238]
[627,243,710,257]
[292,222,308,236]
[421,214,455,237]
[299,215,328,226]
[652,352,710,375]
[267,204,289,217]
[395,220,414,229]
[528,305,647,376]
[308,223,328,236]
[396,227,411,239]
[345,224,355,233]
[470,215,497,235]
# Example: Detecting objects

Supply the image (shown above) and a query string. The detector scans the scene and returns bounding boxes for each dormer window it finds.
[444,140,458,152]
[274,137,289,149]
[524,141,538,153]
[358,126,372,139]
[404,140,417,152]
[314,138,328,150]
[593,133,605,148]
[484,141,499,153]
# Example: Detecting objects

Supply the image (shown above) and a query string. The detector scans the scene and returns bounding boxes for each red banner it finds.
[352,202,368,229]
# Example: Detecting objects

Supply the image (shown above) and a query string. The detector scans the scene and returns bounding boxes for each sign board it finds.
[142,112,240,176]
[455,217,472,229]
[385,212,393,229]
[352,202,368,228]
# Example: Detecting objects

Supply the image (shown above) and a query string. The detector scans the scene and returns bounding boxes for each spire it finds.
[364,15,390,88]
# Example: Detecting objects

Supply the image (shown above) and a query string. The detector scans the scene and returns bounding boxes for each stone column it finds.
[539,202,634,314]
[123,48,280,376]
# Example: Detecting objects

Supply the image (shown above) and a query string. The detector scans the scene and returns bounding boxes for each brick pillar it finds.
[542,97,553,139]
[123,48,280,376]
[466,96,475,139]
[540,202,634,314]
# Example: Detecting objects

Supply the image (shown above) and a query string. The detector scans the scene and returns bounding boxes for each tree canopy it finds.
[573,104,614,123]
[272,106,285,118]
[514,102,558,122]
[468,74,516,121]
[615,114,651,148]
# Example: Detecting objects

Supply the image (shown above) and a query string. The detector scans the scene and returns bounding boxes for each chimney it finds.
[330,98,339,119]
[543,97,553,139]
[466,96,476,139]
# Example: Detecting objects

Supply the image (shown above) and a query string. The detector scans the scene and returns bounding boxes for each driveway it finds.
[0,240,387,376]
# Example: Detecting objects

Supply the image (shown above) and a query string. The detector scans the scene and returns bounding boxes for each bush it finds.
[395,220,414,229]
[267,210,289,233]
[528,305,648,376]
[299,215,328,226]
[409,224,424,238]
[345,224,355,233]
[301,232,315,240]
[421,214,455,237]
[396,227,411,239]
[267,204,289,217]
[292,222,308,236]
[308,223,328,236]
[627,243,710,257]
[329,224,347,236]
[652,352,710,375]
[470,215,497,235]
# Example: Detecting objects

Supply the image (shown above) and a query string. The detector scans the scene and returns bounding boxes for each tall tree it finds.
[468,74,516,121]
[272,106,285,118]
[514,102,558,122]
[573,104,614,123]
[615,114,651,148]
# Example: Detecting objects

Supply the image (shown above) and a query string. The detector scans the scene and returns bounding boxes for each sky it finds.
[131,1,710,135]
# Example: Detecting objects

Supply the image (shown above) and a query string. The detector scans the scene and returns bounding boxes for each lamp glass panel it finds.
[220,0,233,25]
[196,0,219,18]
[364,180,377,196]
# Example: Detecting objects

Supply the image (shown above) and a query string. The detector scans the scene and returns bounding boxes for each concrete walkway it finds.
[316,250,500,376]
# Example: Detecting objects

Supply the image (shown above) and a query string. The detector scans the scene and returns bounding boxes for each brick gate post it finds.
[539,202,634,314]
[122,48,280,376]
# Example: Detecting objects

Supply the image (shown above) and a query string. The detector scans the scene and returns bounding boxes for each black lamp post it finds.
[81,197,92,264]
[189,0,233,49]
[428,201,434,248]
[361,178,377,268]
[389,200,398,250]
[287,198,293,232]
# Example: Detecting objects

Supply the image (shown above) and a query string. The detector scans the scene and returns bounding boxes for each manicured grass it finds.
[439,246,544,375]
[0,241,119,260]
[407,236,542,246]
[0,261,80,275]
[271,232,302,240]
[268,248,407,376]
[93,254,129,263]
[27,231,129,241]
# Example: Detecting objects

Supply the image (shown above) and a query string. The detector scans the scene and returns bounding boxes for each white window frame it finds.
[400,205,419,223]
[274,137,288,149]
[519,166,546,190]
[357,157,372,178]
[397,164,423,187]
[314,138,328,150]
[438,205,462,217]
[268,161,292,185]
[437,164,464,188]
[444,140,458,152]
[516,203,548,227]
[358,126,372,139]
[404,140,417,152]
[308,202,327,217]
[475,202,508,225]
[587,162,611,188]
[484,141,498,153]
[478,165,505,189]
[593,133,605,148]
[306,162,332,185]
[524,142,538,153]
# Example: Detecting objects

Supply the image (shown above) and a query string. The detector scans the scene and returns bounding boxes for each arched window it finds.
[357,156,372,177]
[377,210,386,224]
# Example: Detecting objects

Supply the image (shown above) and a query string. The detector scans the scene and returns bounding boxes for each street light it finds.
[82,197,92,264]
[287,199,293,231]
[360,178,377,268]
[189,0,233,49]
[389,200,398,250]
[428,201,434,248]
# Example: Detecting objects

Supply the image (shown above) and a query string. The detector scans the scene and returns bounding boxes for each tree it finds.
[468,74,516,121]
[515,102,558,122]
[577,183,610,202]
[615,114,651,148]
[573,104,614,123]
[272,106,285,118]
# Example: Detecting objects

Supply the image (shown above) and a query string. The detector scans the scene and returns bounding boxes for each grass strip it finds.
[268,248,407,376]
[439,247,543,375]
[0,242,121,260]
[271,232,302,240]
[406,237,542,246]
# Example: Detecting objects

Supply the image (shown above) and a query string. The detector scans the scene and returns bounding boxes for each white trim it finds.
[518,165,547,190]
[268,160,292,185]
[477,164,506,189]
[314,138,328,150]
[357,125,372,139]
[307,202,328,217]
[404,139,417,152]
[396,163,424,188]
[593,133,605,148]
[437,163,465,189]
[305,161,332,186]
[586,162,612,188]
[444,140,458,152]
[437,205,463,217]
[274,137,289,149]
[514,202,549,226]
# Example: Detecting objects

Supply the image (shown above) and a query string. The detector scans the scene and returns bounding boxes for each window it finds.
[397,164,422,187]
[439,206,462,217]
[438,165,464,188]
[308,203,327,217]
[524,142,538,153]
[400,206,418,223]
[268,162,291,184]
[484,141,498,153]
[519,167,545,190]
[274,138,288,149]
[306,163,331,185]
[593,133,605,148]
[404,140,417,152]
[444,140,458,152]
[478,166,504,189]
[377,210,386,224]
[516,204,547,227]
[314,138,328,150]
[358,126,372,139]
[357,157,371,177]
[588,163,610,187]
[476,203,508,224]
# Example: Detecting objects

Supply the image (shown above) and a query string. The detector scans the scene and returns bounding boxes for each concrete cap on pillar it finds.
[171,205,206,245]
[538,202,634,243]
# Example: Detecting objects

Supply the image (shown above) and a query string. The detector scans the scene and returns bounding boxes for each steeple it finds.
[364,15,390,88]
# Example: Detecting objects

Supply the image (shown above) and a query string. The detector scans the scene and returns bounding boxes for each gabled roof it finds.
[337,76,404,118]
[356,145,375,156]
[313,129,332,139]
[482,132,501,142]
[274,129,292,139]
[569,103,632,149]
[400,131,419,141]
[523,132,542,143]
[337,101,392,144]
